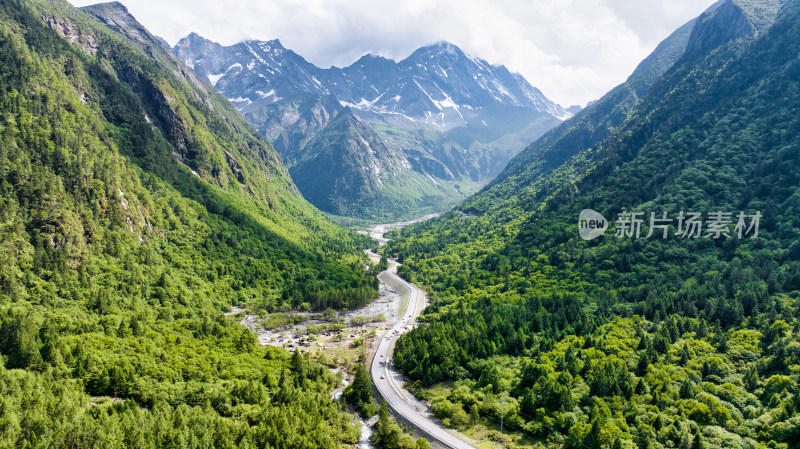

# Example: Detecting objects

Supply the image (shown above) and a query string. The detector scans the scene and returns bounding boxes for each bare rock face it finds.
[684,0,784,56]
[42,15,97,54]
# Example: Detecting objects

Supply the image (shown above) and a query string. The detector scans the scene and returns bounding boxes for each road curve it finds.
[370,258,477,449]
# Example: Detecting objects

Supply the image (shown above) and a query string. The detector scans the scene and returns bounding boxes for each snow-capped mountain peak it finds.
[172,35,570,125]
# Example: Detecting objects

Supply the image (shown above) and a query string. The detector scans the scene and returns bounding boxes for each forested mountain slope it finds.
[286,107,412,217]
[464,1,718,214]
[387,0,800,447]
[0,0,376,446]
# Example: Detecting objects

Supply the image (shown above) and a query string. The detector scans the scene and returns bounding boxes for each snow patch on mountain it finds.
[227,96,252,105]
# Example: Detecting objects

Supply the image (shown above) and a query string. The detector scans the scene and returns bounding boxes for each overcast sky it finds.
[69,0,717,107]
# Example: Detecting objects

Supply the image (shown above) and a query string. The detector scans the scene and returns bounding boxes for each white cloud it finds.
[69,0,717,106]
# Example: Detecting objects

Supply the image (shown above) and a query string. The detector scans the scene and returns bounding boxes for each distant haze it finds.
[69,0,717,107]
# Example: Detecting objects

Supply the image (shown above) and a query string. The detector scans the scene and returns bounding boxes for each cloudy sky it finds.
[69,0,717,107]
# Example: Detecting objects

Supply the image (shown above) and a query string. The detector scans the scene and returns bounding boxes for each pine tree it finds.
[275,364,292,404]
[635,378,648,395]
[679,344,691,365]
[701,361,711,379]
[692,427,706,449]
[697,321,708,339]
[291,348,306,388]
[680,379,694,399]
[638,335,648,350]
[744,366,759,390]
[637,352,651,376]
[343,363,374,417]
[717,334,729,353]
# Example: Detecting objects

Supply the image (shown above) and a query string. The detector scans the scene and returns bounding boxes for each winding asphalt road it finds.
[369,258,477,449]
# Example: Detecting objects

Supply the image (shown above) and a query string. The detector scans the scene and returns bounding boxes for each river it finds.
[366,213,441,246]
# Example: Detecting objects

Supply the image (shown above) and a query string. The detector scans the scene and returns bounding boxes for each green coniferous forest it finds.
[5,0,800,448]
[387,0,800,447]
[0,0,378,446]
